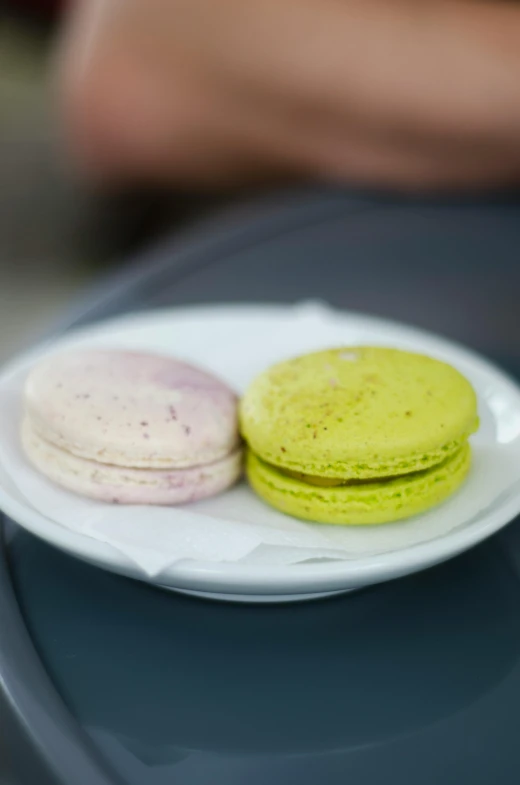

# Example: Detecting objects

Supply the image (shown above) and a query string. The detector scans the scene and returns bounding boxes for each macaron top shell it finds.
[24,350,239,469]
[240,347,478,479]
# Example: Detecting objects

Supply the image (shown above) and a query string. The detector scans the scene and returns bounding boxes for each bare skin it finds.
[57,0,520,190]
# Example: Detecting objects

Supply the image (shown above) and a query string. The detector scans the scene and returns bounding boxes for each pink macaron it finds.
[22,349,242,504]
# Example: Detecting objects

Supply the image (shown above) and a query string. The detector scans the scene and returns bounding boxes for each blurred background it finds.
[1,1,85,362]
[2,0,520,368]
[0,1,227,363]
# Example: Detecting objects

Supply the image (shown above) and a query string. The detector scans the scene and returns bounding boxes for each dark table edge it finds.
[0,524,127,785]
[55,187,372,330]
[55,185,520,332]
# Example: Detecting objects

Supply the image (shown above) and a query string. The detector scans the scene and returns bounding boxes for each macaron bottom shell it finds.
[246,444,471,525]
[22,419,242,505]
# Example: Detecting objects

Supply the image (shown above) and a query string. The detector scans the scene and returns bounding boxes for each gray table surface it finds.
[2,189,520,785]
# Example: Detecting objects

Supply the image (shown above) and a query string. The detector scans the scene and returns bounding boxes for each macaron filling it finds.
[22,416,242,505]
[246,444,472,525]
[274,448,466,488]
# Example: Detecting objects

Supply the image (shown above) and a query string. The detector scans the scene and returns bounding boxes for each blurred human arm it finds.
[58,0,520,190]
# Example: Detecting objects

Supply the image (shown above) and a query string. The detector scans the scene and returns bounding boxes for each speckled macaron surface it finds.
[22,349,242,504]
[240,347,478,525]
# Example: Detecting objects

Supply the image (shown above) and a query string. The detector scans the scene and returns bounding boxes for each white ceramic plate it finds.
[1,304,520,603]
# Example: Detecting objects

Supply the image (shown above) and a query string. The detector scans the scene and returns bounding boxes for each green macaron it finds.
[240,347,478,525]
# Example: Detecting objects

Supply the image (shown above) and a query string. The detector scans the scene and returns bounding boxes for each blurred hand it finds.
[58,0,520,190]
